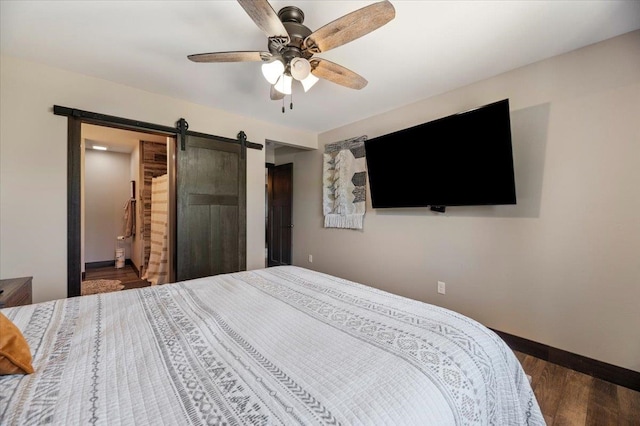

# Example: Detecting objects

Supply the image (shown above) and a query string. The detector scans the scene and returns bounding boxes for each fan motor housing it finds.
[268,6,312,58]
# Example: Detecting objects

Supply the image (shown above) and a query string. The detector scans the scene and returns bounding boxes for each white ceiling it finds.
[2,1,639,134]
[83,123,168,153]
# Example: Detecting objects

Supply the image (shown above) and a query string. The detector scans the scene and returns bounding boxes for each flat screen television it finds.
[364,99,516,210]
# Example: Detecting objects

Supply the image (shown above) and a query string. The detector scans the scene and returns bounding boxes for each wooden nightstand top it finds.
[0,276,33,309]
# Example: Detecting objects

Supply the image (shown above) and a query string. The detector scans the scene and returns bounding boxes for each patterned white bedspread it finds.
[0,266,544,425]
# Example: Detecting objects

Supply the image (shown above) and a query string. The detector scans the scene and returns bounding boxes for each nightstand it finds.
[0,277,33,308]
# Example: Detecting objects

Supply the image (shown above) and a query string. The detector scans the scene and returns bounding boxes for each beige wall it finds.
[84,149,131,262]
[0,55,316,303]
[290,31,640,372]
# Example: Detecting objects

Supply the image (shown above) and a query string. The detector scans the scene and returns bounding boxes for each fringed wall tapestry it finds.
[323,135,367,229]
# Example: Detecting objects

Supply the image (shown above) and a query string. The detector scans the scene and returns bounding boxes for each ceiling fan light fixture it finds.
[290,57,311,81]
[274,74,293,95]
[188,1,396,103]
[261,59,285,84]
[300,73,319,92]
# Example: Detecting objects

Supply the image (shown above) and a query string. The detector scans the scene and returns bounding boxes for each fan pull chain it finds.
[282,96,285,114]
[290,91,293,110]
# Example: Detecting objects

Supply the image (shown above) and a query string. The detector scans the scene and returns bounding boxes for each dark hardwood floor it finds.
[514,351,640,425]
[84,264,150,290]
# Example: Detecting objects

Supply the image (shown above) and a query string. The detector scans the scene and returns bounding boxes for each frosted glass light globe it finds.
[290,58,311,81]
[261,60,285,84]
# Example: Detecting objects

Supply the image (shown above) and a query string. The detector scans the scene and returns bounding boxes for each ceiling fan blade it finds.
[304,0,395,54]
[237,0,289,40]
[310,58,368,90]
[188,51,271,63]
[270,85,285,100]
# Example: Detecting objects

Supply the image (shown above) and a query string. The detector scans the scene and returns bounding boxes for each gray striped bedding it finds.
[0,266,544,425]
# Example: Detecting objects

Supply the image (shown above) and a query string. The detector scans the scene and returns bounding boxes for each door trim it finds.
[67,117,82,297]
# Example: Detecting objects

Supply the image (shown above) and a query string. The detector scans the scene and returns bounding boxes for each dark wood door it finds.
[268,163,292,266]
[177,135,246,281]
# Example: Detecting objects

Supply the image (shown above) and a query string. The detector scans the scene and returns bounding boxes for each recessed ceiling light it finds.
[92,145,107,151]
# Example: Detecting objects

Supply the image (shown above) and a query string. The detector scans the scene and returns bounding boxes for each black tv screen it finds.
[364,99,516,209]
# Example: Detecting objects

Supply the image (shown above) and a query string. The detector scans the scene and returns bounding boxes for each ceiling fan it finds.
[188,0,395,110]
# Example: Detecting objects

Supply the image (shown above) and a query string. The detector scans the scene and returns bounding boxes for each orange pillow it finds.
[0,311,34,375]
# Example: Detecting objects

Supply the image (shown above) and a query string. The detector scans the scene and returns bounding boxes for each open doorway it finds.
[266,163,292,266]
[62,106,255,298]
[265,141,310,267]
[81,124,175,295]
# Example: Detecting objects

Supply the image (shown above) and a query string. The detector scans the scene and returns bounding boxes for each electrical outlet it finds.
[437,281,446,295]
[308,254,313,263]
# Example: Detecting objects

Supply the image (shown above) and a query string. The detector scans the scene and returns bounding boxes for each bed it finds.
[1,266,544,425]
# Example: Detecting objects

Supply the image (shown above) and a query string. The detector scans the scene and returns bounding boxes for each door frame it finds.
[67,120,176,297]
[265,163,274,261]
[58,105,262,297]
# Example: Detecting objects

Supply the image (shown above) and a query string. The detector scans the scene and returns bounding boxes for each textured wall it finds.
[290,31,640,372]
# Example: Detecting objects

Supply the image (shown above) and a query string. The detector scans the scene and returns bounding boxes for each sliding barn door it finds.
[177,135,246,281]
